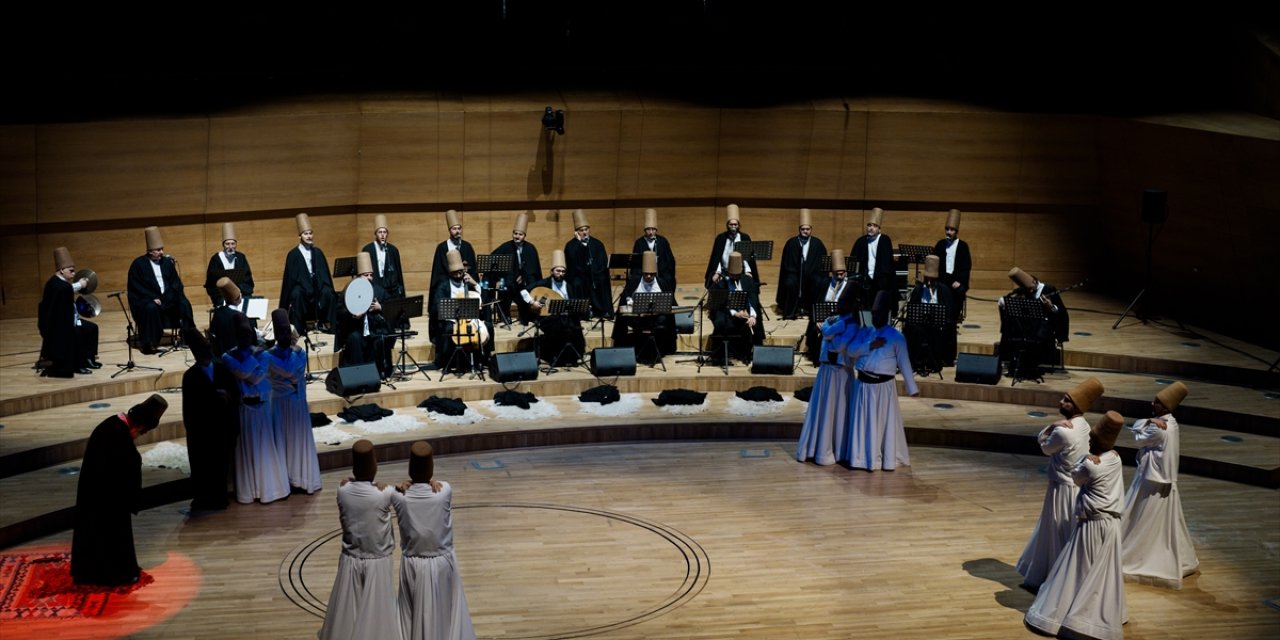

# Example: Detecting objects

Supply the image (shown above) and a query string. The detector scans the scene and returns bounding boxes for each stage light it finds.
[542,106,565,135]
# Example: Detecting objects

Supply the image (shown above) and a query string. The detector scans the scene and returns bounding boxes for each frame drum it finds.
[344,278,374,315]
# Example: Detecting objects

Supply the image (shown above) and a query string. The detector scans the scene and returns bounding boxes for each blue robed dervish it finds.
[796,298,868,466]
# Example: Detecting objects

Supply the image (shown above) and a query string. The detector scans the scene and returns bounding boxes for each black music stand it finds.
[897,243,933,276]
[1000,297,1048,386]
[605,253,637,331]
[476,254,514,329]
[382,295,427,381]
[904,301,950,379]
[436,297,485,381]
[703,289,749,376]
[629,291,673,371]
[543,298,590,374]
[333,256,357,278]
[109,292,163,378]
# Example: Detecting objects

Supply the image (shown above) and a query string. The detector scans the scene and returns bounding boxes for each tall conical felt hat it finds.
[872,289,890,313]
[1156,381,1189,412]
[513,212,529,233]
[356,252,374,275]
[373,214,388,232]
[295,213,312,234]
[946,208,962,230]
[272,308,292,345]
[132,393,169,428]
[222,222,236,242]
[1093,411,1125,451]
[409,441,434,483]
[799,208,812,227]
[1068,377,1105,411]
[217,276,240,302]
[1008,267,1035,289]
[352,439,377,481]
[550,249,566,270]
[923,255,941,279]
[445,250,464,272]
[572,209,589,230]
[642,251,658,273]
[144,226,164,251]
[53,247,74,271]
[726,203,741,223]
[643,208,658,230]
[445,209,461,228]
[727,251,744,276]
[868,207,884,227]
[829,249,846,272]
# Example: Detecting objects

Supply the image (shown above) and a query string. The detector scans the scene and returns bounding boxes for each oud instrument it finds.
[528,286,563,317]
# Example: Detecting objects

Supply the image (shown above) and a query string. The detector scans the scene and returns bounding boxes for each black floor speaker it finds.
[590,347,637,377]
[954,353,1001,385]
[491,350,539,383]
[674,309,695,334]
[325,363,382,396]
[751,345,795,375]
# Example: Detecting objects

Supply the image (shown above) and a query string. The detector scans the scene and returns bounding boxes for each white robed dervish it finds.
[319,479,403,640]
[840,314,918,471]
[1120,393,1199,589]
[795,313,865,465]
[1016,414,1091,589]
[267,340,322,494]
[392,481,476,640]
[224,344,289,505]
[1026,412,1128,640]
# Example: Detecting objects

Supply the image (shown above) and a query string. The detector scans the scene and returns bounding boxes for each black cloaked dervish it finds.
[361,214,406,302]
[38,246,99,377]
[489,211,543,325]
[203,222,255,308]
[563,208,613,319]
[209,277,252,356]
[776,207,828,319]
[280,212,338,336]
[127,225,195,354]
[183,328,241,511]
[703,203,759,289]
[628,208,677,295]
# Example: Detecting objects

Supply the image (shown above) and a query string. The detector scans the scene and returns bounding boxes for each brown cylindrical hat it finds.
[799,208,812,228]
[1067,377,1105,411]
[186,328,212,362]
[829,249,846,272]
[1008,267,1035,289]
[642,251,658,274]
[445,250,465,273]
[217,277,241,303]
[131,393,169,428]
[409,441,434,483]
[572,209,589,230]
[923,255,941,279]
[53,247,74,271]
[373,214,388,233]
[445,209,462,228]
[144,226,164,251]
[356,252,374,275]
[1155,381,1189,412]
[868,208,884,227]
[221,222,236,243]
[726,203,741,224]
[295,213,312,235]
[513,212,529,234]
[871,289,890,313]
[946,208,962,230]
[351,439,377,481]
[272,308,292,345]
[550,249,567,270]
[1093,410,1125,451]
[643,208,658,230]
[727,251,744,276]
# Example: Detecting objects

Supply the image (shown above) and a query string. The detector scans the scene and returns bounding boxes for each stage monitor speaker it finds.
[492,350,539,383]
[674,309,695,334]
[954,353,1001,385]
[1141,188,1167,224]
[325,363,382,396]
[751,345,795,375]
[590,347,636,377]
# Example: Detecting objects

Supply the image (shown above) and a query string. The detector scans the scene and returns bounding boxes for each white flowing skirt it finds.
[841,379,908,470]
[795,365,852,465]
[1025,516,1127,640]
[1121,476,1199,589]
[319,553,403,640]
[274,394,322,494]
[234,401,290,504]
[399,552,476,640]
[1017,479,1079,588]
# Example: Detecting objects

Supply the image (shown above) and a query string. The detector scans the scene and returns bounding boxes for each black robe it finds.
[362,241,406,301]
[703,230,759,288]
[280,244,337,335]
[336,279,394,378]
[776,235,829,318]
[709,275,765,363]
[612,278,676,363]
[850,232,898,315]
[489,239,542,325]
[932,238,972,292]
[905,282,959,368]
[564,236,612,318]
[209,305,248,357]
[38,275,98,375]
[999,284,1069,376]
[628,235,677,294]
[127,255,195,350]
[203,252,255,306]
[71,415,143,586]
[428,239,477,341]
[183,361,241,511]
[524,276,586,366]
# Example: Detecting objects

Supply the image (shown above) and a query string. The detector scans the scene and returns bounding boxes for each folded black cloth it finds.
[494,390,539,409]
[579,384,620,405]
[418,396,468,416]
[794,386,813,403]
[338,403,394,422]
[735,386,783,403]
[310,412,332,427]
[652,389,707,406]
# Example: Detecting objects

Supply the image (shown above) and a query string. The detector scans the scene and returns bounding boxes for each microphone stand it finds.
[675,287,712,372]
[109,292,162,377]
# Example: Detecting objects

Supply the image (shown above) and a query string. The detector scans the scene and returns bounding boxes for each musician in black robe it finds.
[127,226,195,354]
[999,267,1069,378]
[803,249,851,364]
[489,212,543,326]
[428,209,478,342]
[932,208,972,318]
[203,222,255,307]
[628,208,677,294]
[776,208,828,319]
[709,252,765,365]
[182,329,240,511]
[563,209,613,319]
[703,203,759,288]
[71,394,168,586]
[904,255,959,371]
[432,250,493,374]
[209,277,253,356]
[279,212,337,336]
[38,247,99,377]
[850,207,898,317]
[521,249,586,367]
[613,251,677,364]
[336,252,394,380]
[361,214,406,301]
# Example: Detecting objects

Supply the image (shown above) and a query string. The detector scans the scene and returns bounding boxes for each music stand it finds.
[382,295,427,380]
[629,292,673,370]
[333,256,357,278]
[904,301,950,379]
[109,292,163,377]
[703,289,749,375]
[543,298,590,374]
[1000,297,1048,386]
[811,302,839,324]
[436,297,485,381]
[476,254,514,328]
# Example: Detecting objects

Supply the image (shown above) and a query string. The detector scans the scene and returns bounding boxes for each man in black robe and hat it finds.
[127,225,195,354]
[38,246,99,377]
[280,212,338,336]
[183,329,241,511]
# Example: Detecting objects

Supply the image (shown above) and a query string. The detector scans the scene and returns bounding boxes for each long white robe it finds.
[1026,451,1128,640]
[225,348,289,504]
[269,345,322,494]
[1120,414,1199,588]
[319,481,403,640]
[391,482,476,640]
[796,317,863,465]
[840,326,918,470]
[1017,415,1090,588]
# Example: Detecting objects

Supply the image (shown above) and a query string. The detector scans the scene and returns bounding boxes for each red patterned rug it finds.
[0,551,153,620]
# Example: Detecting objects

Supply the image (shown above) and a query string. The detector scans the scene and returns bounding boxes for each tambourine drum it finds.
[344,278,374,315]
[76,293,102,318]
[74,269,99,295]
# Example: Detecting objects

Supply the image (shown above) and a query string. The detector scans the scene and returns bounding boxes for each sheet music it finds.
[246,296,269,320]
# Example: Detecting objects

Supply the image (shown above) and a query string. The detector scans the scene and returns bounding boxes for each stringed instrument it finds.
[528,286,563,317]
[450,285,489,349]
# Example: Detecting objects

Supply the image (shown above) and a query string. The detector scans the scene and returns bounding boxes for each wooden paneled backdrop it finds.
[2,93,1277,342]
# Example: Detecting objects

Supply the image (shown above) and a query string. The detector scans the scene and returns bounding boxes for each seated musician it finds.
[127,225,196,354]
[804,249,851,365]
[709,251,765,366]
[612,251,676,364]
[432,250,493,374]
[280,213,338,336]
[204,222,255,309]
[209,277,253,357]
[336,252,394,380]
[520,249,586,367]
[998,267,1069,378]
[38,247,100,377]
[904,255,958,371]
[490,212,542,326]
